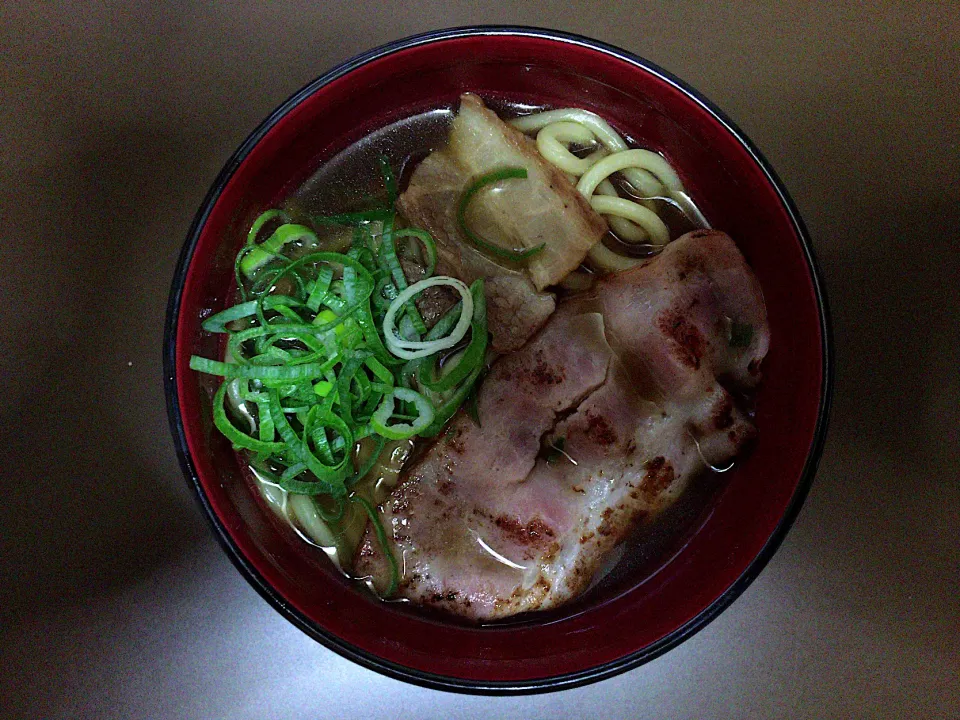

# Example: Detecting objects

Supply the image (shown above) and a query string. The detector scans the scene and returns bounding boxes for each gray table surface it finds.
[3,2,957,718]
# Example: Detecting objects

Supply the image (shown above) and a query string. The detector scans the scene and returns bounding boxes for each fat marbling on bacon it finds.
[355,230,770,621]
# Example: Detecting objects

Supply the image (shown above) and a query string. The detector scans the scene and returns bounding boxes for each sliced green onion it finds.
[382,277,473,360]
[420,279,487,393]
[372,276,398,313]
[225,378,257,433]
[234,245,257,302]
[201,295,303,333]
[351,495,399,597]
[355,300,405,367]
[419,362,483,437]
[370,387,435,439]
[423,299,464,340]
[211,381,286,453]
[269,390,351,494]
[335,352,372,426]
[190,356,330,382]
[457,168,546,261]
[247,209,289,245]
[364,357,394,386]
[272,304,304,324]
[257,398,276,443]
[313,380,334,397]
[313,494,346,523]
[306,265,334,312]
[257,251,375,335]
[379,222,428,335]
[240,223,318,278]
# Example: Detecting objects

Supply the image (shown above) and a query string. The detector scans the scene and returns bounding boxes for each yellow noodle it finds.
[513,109,662,194]
[587,242,645,271]
[597,179,649,243]
[590,195,670,247]
[578,149,684,200]
[515,108,707,271]
[535,122,606,175]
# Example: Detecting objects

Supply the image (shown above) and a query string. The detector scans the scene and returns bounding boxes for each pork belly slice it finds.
[356,231,769,621]
[397,93,607,351]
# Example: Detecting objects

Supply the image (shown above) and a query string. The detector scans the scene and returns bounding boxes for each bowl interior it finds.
[171,30,827,690]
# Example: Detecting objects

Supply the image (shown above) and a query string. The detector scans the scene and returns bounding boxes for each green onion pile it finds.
[189,159,490,592]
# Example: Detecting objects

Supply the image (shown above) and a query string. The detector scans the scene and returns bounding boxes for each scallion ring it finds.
[240,223,318,278]
[382,277,473,360]
[457,168,546,261]
[370,387,435,439]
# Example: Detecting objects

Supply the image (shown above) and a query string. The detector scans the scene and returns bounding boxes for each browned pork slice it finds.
[354,309,614,611]
[398,93,607,351]
[589,229,770,466]
[355,231,769,620]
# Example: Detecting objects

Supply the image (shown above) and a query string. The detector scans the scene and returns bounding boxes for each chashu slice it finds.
[398,93,607,351]
[588,229,770,466]
[356,231,769,621]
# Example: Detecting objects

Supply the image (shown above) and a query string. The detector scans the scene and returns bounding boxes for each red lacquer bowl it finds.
[164,27,832,693]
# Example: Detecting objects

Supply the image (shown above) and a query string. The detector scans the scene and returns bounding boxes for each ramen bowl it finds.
[164,26,832,693]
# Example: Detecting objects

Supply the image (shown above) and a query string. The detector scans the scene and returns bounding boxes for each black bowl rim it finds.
[163,24,833,696]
